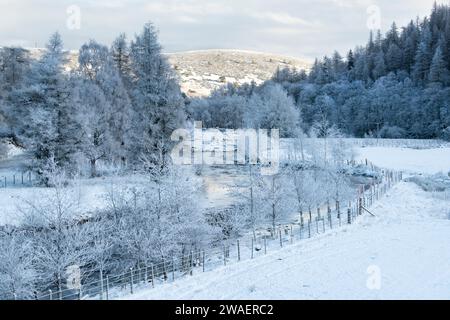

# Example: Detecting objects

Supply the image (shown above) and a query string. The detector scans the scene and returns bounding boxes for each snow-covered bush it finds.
[0,229,36,300]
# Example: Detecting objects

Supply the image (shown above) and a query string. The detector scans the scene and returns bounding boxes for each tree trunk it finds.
[90,159,97,178]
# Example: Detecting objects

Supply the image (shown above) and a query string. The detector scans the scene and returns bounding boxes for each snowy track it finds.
[121,182,450,300]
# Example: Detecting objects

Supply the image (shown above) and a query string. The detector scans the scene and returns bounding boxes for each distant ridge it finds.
[20,48,312,97]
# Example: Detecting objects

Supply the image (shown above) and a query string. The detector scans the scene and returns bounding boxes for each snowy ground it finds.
[120,182,450,300]
[356,147,450,175]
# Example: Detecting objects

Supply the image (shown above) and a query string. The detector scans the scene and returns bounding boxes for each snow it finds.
[119,182,450,300]
[356,147,450,175]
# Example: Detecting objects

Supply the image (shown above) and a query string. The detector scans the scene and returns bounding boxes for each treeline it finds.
[188,3,450,140]
[0,23,186,180]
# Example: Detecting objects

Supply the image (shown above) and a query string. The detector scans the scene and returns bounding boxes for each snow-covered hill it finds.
[167,49,311,97]
[25,48,311,97]
[119,181,450,300]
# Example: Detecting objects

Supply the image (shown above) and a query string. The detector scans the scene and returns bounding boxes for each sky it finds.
[0,0,447,60]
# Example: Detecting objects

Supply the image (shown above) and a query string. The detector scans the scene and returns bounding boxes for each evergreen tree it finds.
[429,44,449,85]
[412,26,433,83]
[10,33,78,180]
[372,51,387,79]
[347,50,355,70]
[110,33,132,86]
[386,43,403,72]
[128,23,186,168]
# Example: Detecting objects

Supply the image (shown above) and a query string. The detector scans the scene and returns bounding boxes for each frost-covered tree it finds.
[372,51,387,79]
[76,40,133,173]
[257,173,294,232]
[230,164,265,237]
[110,33,132,86]
[7,33,78,179]
[0,47,30,93]
[128,23,186,168]
[0,230,36,300]
[72,79,111,177]
[111,164,211,271]
[412,26,433,84]
[20,169,93,293]
[429,45,449,85]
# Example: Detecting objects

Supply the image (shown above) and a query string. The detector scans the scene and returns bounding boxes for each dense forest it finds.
[190,3,450,140]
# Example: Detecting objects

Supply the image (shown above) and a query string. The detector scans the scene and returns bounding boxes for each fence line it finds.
[31,165,402,300]
[0,170,35,188]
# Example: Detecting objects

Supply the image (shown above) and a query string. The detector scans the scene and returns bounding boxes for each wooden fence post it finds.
[223,246,227,266]
[237,240,240,261]
[190,251,194,276]
[202,251,205,272]
[129,268,133,294]
[290,225,293,244]
[279,229,283,248]
[264,237,267,255]
[347,208,352,224]
[172,257,175,281]
[106,276,109,300]
[308,221,311,238]
[151,264,155,288]
[316,216,319,234]
[328,212,333,229]
[300,210,304,227]
[100,269,104,300]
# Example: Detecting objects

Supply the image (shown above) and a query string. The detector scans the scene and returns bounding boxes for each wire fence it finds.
[336,138,449,149]
[0,170,35,188]
[30,165,402,301]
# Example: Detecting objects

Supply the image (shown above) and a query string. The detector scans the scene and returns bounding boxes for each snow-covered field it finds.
[120,182,450,300]
[356,147,450,175]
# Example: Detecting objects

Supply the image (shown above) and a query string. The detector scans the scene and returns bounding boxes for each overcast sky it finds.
[0,0,446,60]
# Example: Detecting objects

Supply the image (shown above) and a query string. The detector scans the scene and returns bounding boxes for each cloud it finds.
[250,12,318,27]
[145,1,233,16]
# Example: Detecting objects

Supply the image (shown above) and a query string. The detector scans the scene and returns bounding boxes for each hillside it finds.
[167,50,311,97]
[24,48,311,97]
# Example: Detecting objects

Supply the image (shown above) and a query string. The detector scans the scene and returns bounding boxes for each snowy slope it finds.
[120,182,450,300]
